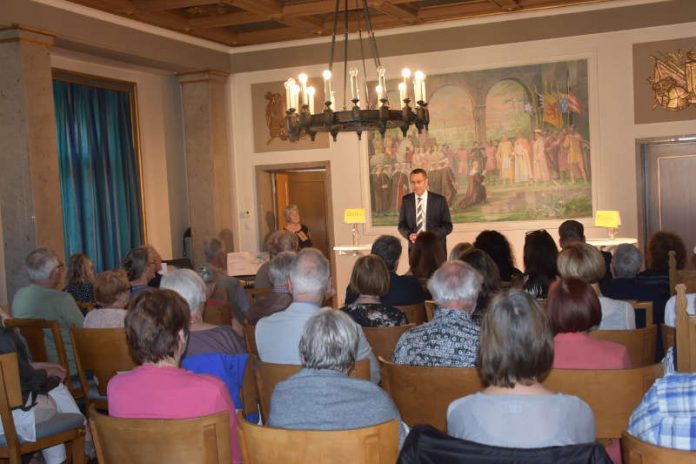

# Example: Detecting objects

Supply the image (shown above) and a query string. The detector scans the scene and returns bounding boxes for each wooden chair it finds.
[245,288,272,305]
[0,353,85,464]
[75,301,94,314]
[379,357,483,432]
[542,364,662,441]
[662,324,676,352]
[621,431,696,464]
[588,326,657,367]
[3,319,81,398]
[394,303,426,325]
[71,328,135,411]
[254,357,370,424]
[203,301,233,326]
[362,324,414,361]
[243,324,258,357]
[669,250,696,295]
[628,301,654,327]
[675,283,696,372]
[424,300,435,321]
[236,412,398,464]
[89,405,231,464]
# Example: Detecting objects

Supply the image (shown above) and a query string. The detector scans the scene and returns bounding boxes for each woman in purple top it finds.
[160,269,246,357]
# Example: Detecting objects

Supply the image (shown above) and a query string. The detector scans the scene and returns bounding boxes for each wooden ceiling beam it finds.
[188,11,265,28]
[417,2,505,21]
[131,0,213,11]
[371,0,420,24]
[222,0,282,18]
[233,25,322,45]
[282,0,412,18]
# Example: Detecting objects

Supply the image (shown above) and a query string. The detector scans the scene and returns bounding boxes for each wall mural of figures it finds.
[368,59,592,226]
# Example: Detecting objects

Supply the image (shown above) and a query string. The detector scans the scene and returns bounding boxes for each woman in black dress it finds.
[283,204,313,249]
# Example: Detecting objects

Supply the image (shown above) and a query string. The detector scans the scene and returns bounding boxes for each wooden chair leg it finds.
[72,432,86,464]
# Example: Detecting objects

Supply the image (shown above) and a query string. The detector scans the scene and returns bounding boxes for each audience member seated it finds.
[12,248,84,375]
[161,269,246,357]
[601,244,670,327]
[63,253,96,308]
[203,238,249,325]
[522,230,559,298]
[255,230,299,289]
[456,248,500,324]
[639,231,687,293]
[408,231,446,295]
[549,278,631,369]
[256,248,379,383]
[340,255,407,328]
[196,265,243,338]
[449,242,474,261]
[473,230,522,283]
[628,373,696,451]
[247,251,295,325]
[558,219,612,287]
[122,247,155,296]
[393,261,481,367]
[83,270,130,328]
[107,289,241,463]
[447,290,595,447]
[269,308,407,443]
[558,243,635,330]
[144,244,163,288]
[344,235,425,306]
[0,317,83,464]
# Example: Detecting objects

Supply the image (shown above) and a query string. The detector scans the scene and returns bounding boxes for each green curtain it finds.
[53,80,143,272]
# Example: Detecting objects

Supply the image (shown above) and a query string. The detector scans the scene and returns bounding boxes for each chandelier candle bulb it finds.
[322,70,332,103]
[421,74,427,102]
[291,84,301,111]
[398,83,407,108]
[307,86,316,113]
[414,70,424,102]
[376,84,383,101]
[298,73,309,105]
[377,66,387,97]
[349,67,359,101]
[284,78,295,110]
[330,90,336,110]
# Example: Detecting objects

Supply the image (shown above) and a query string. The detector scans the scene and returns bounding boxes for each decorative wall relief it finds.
[649,49,696,111]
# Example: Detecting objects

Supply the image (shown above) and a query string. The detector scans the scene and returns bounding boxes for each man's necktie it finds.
[416,196,424,233]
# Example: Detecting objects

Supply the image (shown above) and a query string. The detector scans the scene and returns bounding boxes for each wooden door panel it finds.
[286,171,329,258]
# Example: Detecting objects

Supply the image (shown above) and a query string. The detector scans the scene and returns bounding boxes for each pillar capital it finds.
[0,24,55,47]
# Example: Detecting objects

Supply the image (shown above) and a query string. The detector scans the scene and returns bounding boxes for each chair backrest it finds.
[424,301,435,322]
[675,283,696,372]
[588,326,657,367]
[379,357,483,432]
[394,303,426,325]
[203,302,232,326]
[362,324,415,361]
[245,288,272,304]
[627,301,655,327]
[90,405,231,464]
[621,431,696,464]
[4,318,70,375]
[236,411,398,464]
[255,357,370,424]
[662,324,676,353]
[0,352,27,450]
[71,328,136,405]
[542,364,662,440]
[669,250,696,295]
[244,324,258,357]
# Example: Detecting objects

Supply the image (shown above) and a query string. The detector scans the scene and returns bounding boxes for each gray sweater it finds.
[268,368,407,444]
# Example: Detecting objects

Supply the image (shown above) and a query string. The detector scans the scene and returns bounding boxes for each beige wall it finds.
[229,21,696,304]
[50,52,190,261]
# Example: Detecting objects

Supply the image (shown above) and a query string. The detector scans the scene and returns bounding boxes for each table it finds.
[586,237,638,247]
[333,245,372,256]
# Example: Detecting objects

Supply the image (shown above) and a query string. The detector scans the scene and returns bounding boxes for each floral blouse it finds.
[340,303,407,328]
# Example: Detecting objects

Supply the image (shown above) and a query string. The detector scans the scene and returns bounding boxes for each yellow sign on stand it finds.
[344,208,366,224]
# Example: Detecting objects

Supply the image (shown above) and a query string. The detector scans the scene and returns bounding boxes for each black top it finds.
[291,224,313,249]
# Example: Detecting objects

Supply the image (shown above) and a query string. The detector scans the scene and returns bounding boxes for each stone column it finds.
[0,26,65,300]
[178,71,234,268]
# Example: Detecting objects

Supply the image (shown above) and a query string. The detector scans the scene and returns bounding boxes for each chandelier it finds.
[284,0,429,141]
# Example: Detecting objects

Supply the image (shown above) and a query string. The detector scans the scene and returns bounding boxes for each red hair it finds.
[547,277,601,334]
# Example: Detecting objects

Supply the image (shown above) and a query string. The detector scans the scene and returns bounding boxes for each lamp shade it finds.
[344,208,366,224]
[594,210,621,229]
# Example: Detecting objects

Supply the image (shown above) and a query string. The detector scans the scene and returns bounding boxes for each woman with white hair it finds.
[283,204,312,249]
[269,308,406,443]
[160,269,246,357]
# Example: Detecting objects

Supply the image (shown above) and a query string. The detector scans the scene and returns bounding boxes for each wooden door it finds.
[642,139,696,255]
[275,170,330,258]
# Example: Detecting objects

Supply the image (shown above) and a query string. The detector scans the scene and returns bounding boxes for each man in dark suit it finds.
[398,168,453,254]
[344,235,426,306]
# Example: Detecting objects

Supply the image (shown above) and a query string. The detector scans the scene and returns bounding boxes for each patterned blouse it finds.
[63,281,95,304]
[340,303,407,328]
[392,308,480,367]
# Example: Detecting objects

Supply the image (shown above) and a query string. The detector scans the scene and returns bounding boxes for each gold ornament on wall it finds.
[648,49,696,111]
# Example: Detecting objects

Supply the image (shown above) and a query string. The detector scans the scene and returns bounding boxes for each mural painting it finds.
[368,59,592,226]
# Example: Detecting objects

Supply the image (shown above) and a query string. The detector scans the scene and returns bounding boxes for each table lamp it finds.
[595,210,621,239]
[344,208,366,246]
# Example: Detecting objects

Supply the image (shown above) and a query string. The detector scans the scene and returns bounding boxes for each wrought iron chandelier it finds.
[284,0,429,141]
